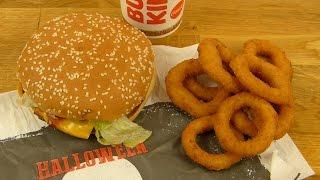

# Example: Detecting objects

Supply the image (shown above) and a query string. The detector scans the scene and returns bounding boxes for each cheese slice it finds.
[51,118,94,139]
[34,108,93,139]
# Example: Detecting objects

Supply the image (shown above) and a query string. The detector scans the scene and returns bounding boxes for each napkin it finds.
[0,45,315,180]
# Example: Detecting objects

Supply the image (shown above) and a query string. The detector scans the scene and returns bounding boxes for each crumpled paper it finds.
[0,91,47,141]
[0,44,315,180]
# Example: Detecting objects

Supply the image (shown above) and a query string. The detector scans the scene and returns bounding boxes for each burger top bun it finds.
[17,13,155,122]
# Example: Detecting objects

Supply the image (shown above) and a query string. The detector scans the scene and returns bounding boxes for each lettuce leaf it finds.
[94,117,152,148]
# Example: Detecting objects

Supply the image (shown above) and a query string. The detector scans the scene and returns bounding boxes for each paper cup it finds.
[120,0,186,38]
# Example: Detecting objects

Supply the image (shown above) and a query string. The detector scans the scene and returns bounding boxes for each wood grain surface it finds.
[0,0,320,179]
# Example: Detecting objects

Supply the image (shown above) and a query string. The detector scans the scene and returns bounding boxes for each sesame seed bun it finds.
[17,13,155,122]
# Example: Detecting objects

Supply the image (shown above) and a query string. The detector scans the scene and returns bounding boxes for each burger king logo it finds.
[125,0,185,24]
[170,0,184,19]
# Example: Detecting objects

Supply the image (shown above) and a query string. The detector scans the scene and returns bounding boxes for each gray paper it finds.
[0,102,269,180]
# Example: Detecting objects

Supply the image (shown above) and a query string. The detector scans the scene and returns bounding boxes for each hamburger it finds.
[16,13,155,147]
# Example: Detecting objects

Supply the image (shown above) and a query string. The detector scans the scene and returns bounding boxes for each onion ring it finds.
[231,105,293,140]
[243,39,293,80]
[243,40,294,139]
[165,59,229,117]
[181,116,243,170]
[231,111,258,137]
[274,104,294,139]
[184,77,258,137]
[230,54,292,105]
[198,38,242,93]
[214,92,277,157]
[231,105,294,140]
[184,77,229,102]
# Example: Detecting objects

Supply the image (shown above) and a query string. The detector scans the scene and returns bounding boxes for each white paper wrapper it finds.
[0,45,315,180]
[0,91,47,141]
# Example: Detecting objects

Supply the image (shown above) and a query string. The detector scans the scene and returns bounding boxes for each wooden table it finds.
[0,0,319,179]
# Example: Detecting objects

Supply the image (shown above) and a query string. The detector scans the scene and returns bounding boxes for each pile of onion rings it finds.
[165,38,294,170]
